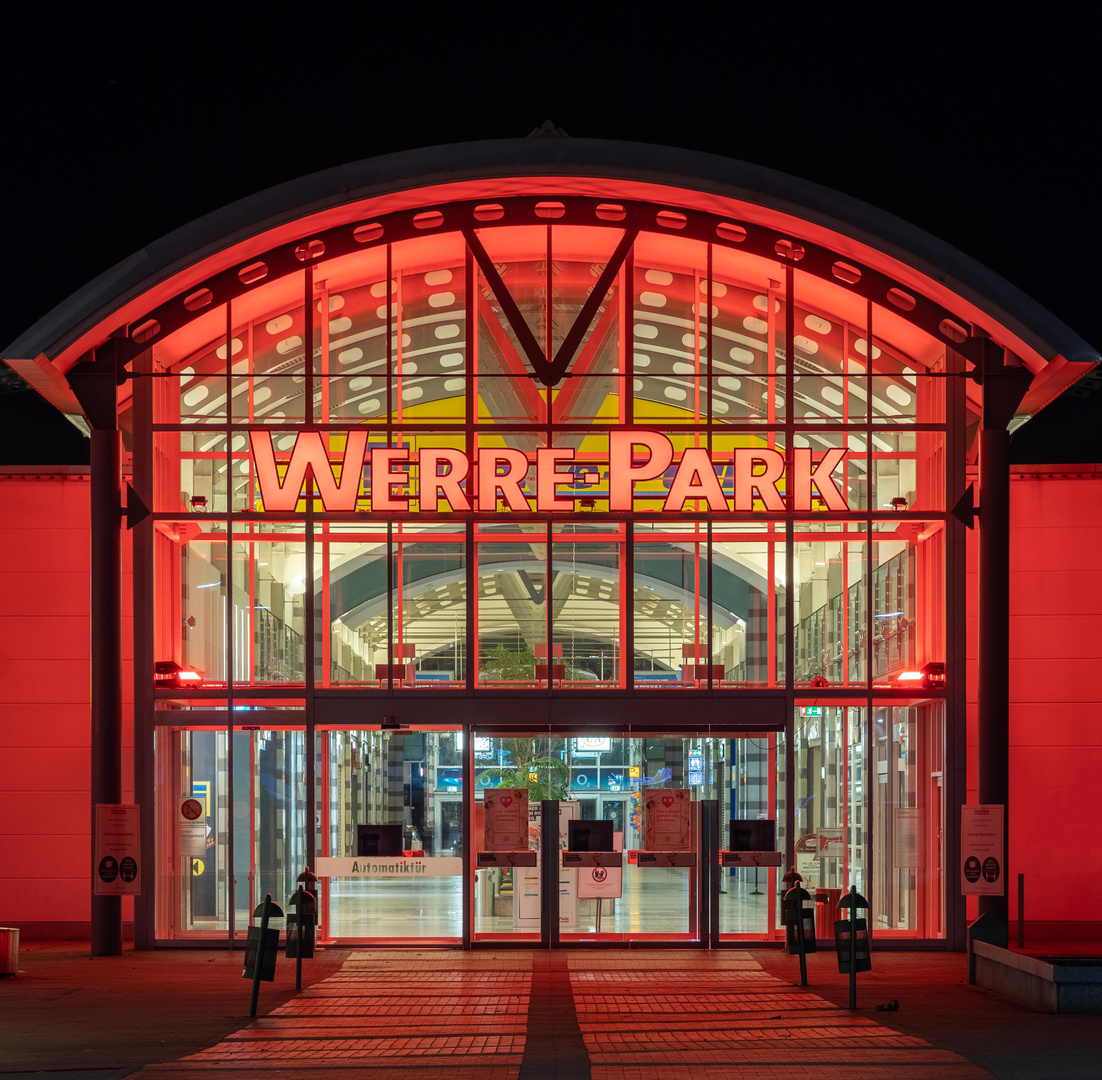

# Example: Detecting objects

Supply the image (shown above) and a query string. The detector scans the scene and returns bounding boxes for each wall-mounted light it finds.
[891,497,908,512]
[155,660,203,689]
[896,661,945,689]
[190,495,207,511]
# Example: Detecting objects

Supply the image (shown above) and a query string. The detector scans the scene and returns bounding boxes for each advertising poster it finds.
[961,804,1004,896]
[577,831,624,899]
[816,827,846,860]
[94,804,140,896]
[893,808,925,868]
[483,788,529,850]
[644,788,691,850]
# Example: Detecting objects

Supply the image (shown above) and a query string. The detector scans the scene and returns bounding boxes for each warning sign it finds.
[577,831,624,899]
[178,797,207,858]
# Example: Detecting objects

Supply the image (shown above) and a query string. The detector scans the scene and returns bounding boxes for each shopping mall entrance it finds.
[312,727,784,947]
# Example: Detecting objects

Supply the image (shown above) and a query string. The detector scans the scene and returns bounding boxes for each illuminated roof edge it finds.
[5,137,1098,380]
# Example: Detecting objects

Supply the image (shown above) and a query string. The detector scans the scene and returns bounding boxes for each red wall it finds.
[967,465,1102,934]
[0,470,134,937]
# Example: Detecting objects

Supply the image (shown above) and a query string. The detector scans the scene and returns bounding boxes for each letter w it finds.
[250,430,368,511]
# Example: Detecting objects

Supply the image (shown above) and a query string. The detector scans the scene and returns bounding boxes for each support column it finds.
[70,344,125,957]
[976,339,1031,944]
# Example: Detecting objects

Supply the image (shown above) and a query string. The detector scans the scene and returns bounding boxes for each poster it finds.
[815,827,846,860]
[577,831,624,899]
[94,804,140,896]
[893,808,925,868]
[961,804,1004,896]
[483,788,529,850]
[644,788,691,850]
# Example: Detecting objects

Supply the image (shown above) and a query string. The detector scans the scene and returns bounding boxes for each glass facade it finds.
[134,192,954,945]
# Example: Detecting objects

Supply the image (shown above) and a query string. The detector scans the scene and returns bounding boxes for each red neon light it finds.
[609,431,673,511]
[250,430,850,514]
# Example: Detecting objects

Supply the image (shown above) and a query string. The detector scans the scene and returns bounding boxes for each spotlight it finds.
[155,660,203,689]
[896,661,945,689]
[891,497,908,512]
[190,495,207,511]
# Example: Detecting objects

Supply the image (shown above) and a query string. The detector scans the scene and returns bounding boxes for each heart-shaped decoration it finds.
[661,796,674,808]
[500,796,513,808]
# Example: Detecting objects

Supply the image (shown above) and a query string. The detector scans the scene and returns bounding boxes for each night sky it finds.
[2,9,1098,463]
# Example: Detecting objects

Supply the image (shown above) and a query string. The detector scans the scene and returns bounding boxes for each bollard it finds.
[784,882,815,986]
[834,885,871,1010]
[243,893,283,1018]
[286,869,318,991]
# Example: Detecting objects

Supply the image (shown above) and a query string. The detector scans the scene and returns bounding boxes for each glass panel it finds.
[870,703,945,938]
[788,706,867,933]
[155,728,231,939]
[390,523,468,688]
[552,523,623,687]
[633,523,707,687]
[321,728,462,942]
[790,524,868,688]
[710,525,779,687]
[232,729,309,934]
[320,523,388,686]
[719,733,780,939]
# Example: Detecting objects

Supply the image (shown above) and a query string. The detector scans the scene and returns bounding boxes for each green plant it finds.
[476,736,572,801]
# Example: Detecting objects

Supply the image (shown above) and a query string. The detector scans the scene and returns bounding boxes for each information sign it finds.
[178,797,207,859]
[94,804,141,896]
[893,808,925,868]
[483,788,529,850]
[644,789,691,850]
[961,804,1004,896]
[577,832,624,899]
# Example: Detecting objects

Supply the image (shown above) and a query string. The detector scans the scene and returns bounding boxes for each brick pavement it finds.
[7,943,1102,1079]
[128,950,992,1079]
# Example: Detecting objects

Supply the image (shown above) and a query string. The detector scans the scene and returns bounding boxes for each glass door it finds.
[472,733,742,946]
[319,726,464,944]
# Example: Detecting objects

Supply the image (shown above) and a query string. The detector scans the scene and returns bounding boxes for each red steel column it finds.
[976,339,1031,943]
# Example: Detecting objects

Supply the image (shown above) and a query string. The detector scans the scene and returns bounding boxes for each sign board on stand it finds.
[94,804,141,896]
[961,804,1004,896]
[576,831,624,899]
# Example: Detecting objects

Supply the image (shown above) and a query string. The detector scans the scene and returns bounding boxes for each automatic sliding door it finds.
[320,727,463,944]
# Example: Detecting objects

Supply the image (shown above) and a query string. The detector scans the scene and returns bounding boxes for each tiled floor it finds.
[132,949,994,1079]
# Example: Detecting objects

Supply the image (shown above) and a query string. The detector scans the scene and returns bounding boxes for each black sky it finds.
[2,7,1099,463]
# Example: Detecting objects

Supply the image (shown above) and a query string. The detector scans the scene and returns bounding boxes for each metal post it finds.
[295,885,304,991]
[249,893,273,1018]
[848,884,857,1010]
[976,340,1031,945]
[540,801,559,949]
[1017,873,1025,949]
[793,890,807,987]
[90,426,123,957]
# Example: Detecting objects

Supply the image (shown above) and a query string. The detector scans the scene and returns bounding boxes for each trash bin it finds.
[0,927,19,976]
[815,888,842,940]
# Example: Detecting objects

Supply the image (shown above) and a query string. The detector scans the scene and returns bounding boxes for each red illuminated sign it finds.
[249,430,849,513]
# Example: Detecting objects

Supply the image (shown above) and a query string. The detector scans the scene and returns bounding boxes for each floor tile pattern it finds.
[133,949,995,1079]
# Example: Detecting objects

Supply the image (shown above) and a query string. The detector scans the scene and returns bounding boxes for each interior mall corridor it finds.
[130,950,991,1080]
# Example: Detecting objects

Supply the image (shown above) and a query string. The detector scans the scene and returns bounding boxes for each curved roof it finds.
[4,137,1096,419]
